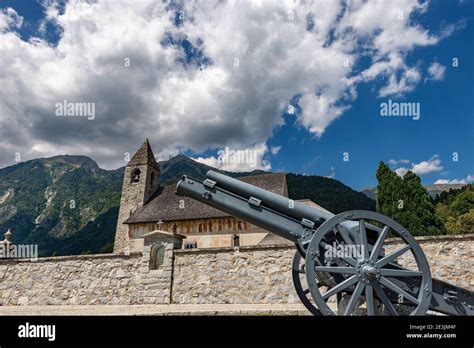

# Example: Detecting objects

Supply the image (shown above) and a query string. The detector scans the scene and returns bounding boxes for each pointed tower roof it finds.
[128,139,159,168]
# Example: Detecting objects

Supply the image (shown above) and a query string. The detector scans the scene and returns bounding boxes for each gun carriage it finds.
[176,170,473,316]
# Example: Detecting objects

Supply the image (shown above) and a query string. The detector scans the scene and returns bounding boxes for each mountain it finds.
[0,156,122,256]
[360,183,466,201]
[360,187,376,200]
[157,154,266,184]
[0,155,375,256]
[425,184,467,199]
[287,174,376,213]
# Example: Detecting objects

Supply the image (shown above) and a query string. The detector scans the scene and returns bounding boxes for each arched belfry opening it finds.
[131,168,141,183]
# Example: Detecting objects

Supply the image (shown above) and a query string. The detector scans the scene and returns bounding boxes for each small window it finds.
[131,168,141,183]
[149,172,154,185]
[232,234,240,247]
[150,245,165,270]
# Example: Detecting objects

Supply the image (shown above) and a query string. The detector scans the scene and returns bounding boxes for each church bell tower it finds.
[113,139,160,253]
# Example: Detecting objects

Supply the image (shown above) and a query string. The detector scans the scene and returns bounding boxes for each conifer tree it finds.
[375,162,443,236]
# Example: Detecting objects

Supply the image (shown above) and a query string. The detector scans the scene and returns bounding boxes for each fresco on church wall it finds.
[129,217,255,239]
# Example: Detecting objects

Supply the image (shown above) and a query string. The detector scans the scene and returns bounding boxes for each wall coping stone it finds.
[0,252,143,265]
[0,234,470,263]
[385,233,474,244]
[175,234,474,254]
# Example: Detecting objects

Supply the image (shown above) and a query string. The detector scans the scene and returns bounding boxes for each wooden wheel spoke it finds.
[365,285,375,316]
[370,226,389,262]
[373,283,398,316]
[376,244,411,267]
[380,269,422,277]
[322,275,358,300]
[379,277,419,305]
[314,266,357,274]
[343,281,365,316]
[336,226,354,246]
[359,219,369,260]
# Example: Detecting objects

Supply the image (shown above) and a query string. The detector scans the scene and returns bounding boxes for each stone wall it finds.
[0,234,472,306]
[385,234,473,290]
[172,234,474,304]
[0,245,174,306]
[172,245,297,304]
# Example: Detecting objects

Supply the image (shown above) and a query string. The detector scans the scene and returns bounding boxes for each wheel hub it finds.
[356,259,381,284]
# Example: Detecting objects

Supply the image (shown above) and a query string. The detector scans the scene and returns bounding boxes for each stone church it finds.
[113,140,323,254]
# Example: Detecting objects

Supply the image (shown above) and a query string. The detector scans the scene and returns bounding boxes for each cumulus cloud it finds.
[393,155,443,177]
[427,62,446,81]
[193,143,271,172]
[388,158,410,166]
[326,166,336,179]
[395,167,409,177]
[411,155,443,175]
[0,7,23,31]
[270,146,281,155]
[435,175,474,185]
[0,0,452,169]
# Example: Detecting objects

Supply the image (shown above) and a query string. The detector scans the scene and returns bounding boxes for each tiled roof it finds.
[124,173,287,224]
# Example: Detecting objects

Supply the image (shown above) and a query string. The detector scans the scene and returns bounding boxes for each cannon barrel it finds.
[176,171,371,242]
[176,174,309,241]
[204,171,374,236]
[206,170,334,226]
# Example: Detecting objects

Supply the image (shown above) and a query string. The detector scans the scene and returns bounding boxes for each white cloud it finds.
[388,158,410,166]
[393,155,443,177]
[326,166,336,179]
[0,0,453,169]
[411,155,443,175]
[427,62,446,81]
[435,175,474,185]
[0,7,23,31]
[193,143,271,172]
[378,67,421,97]
[271,146,281,155]
[395,167,409,177]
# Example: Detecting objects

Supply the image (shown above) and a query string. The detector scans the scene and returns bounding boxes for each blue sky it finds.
[0,0,473,190]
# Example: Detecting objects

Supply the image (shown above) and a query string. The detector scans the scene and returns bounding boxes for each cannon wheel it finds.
[305,210,432,316]
[292,250,323,315]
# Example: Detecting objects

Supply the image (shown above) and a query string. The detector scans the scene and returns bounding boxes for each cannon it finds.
[176,170,473,316]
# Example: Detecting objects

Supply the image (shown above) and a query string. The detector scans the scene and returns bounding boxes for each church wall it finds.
[183,232,267,249]
[129,217,269,248]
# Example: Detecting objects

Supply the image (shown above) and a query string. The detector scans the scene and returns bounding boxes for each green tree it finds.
[445,209,474,235]
[375,162,443,236]
[437,185,474,234]
[376,161,404,218]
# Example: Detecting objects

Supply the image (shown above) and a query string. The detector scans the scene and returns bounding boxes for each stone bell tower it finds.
[113,139,160,253]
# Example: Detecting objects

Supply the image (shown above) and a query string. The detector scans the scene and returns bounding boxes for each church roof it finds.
[124,172,288,224]
[128,139,158,168]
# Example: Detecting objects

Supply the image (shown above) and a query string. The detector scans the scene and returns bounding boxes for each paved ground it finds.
[0,303,313,316]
